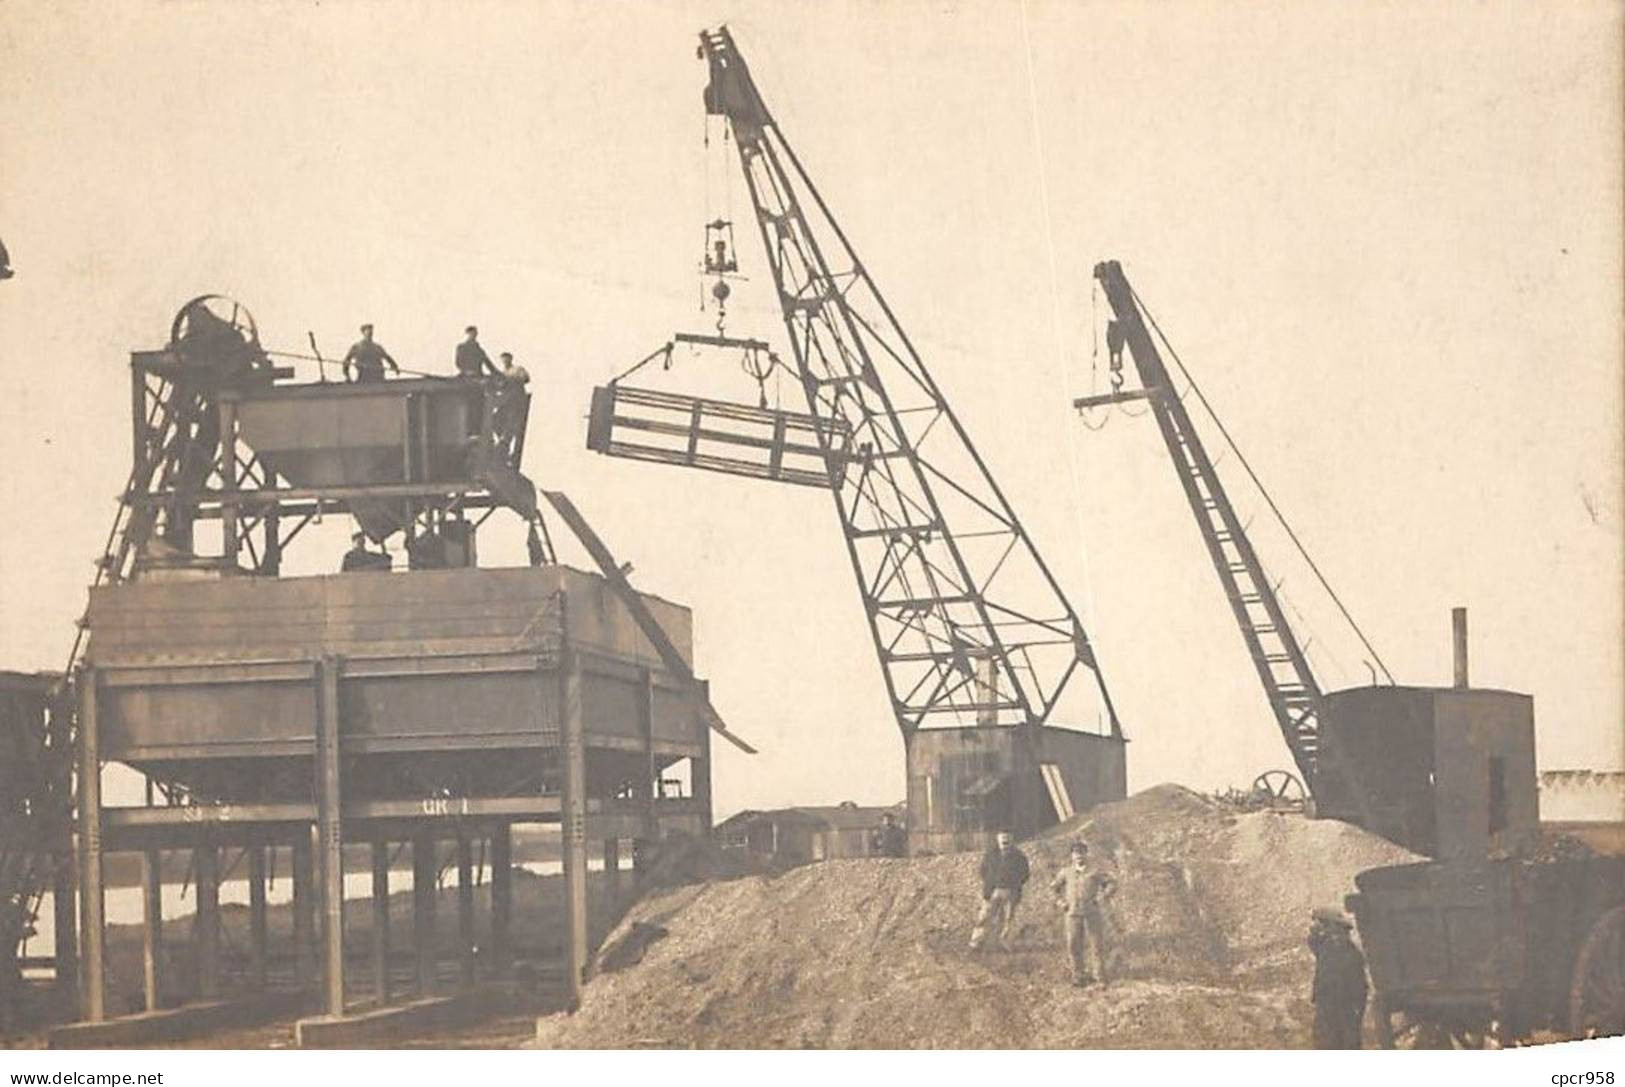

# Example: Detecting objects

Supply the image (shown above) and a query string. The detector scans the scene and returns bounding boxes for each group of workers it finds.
[863,821,1371,1048]
[339,323,530,386]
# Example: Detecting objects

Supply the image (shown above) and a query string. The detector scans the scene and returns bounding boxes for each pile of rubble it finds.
[534,784,1418,1048]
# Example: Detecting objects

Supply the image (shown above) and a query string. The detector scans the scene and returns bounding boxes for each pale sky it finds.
[1,0,1620,817]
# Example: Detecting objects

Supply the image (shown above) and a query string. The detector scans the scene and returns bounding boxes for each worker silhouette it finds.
[342,324,399,383]
[455,326,499,379]
[340,530,391,572]
[868,812,907,857]
[1308,907,1369,1048]
[970,830,1030,951]
[1051,839,1114,986]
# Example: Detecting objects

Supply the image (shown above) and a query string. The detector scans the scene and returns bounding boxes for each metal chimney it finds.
[1452,607,1469,689]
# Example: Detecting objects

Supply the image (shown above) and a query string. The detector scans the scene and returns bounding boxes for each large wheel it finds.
[1571,904,1625,1039]
[1250,770,1307,809]
[168,295,269,379]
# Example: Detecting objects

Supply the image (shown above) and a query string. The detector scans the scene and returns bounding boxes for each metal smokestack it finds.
[1452,607,1469,689]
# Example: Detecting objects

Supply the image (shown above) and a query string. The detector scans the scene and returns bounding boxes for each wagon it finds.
[1346,856,1625,1046]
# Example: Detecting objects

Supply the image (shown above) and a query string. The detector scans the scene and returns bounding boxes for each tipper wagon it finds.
[1347,856,1625,1046]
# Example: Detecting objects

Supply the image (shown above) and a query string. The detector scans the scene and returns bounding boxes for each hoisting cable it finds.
[1128,283,1396,684]
[1019,0,1116,733]
[1077,283,1109,432]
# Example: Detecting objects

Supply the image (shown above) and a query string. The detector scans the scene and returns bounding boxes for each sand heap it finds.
[534,784,1418,1049]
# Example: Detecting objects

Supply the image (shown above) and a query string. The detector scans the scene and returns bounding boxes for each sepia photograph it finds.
[0,0,1621,1070]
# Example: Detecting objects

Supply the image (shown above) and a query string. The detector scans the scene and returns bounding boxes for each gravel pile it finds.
[534,784,1418,1048]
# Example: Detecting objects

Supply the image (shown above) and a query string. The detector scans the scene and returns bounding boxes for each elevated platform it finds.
[85,564,706,809]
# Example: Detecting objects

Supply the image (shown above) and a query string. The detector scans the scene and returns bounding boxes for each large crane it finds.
[588,28,1123,841]
[1083,260,1390,807]
[689,28,1119,737]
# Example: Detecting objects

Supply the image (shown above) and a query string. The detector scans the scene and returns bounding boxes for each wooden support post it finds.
[634,668,657,888]
[559,643,589,1008]
[220,399,239,566]
[130,363,147,473]
[370,841,390,1006]
[195,844,220,1000]
[602,837,620,909]
[456,833,475,988]
[248,846,268,990]
[412,834,436,997]
[76,671,105,1023]
[489,825,511,977]
[263,511,281,577]
[292,831,313,988]
[52,851,77,1007]
[694,678,714,832]
[316,655,345,1017]
[139,850,162,1011]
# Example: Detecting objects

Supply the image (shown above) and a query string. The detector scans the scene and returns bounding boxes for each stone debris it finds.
[534,784,1418,1049]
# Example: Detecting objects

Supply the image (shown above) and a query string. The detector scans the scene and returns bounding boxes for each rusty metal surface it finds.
[84,567,703,801]
[88,566,692,666]
[1319,685,1539,859]
[232,378,492,490]
[1349,856,1625,1034]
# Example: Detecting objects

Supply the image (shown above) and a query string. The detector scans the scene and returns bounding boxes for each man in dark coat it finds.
[868,812,907,857]
[455,326,499,379]
[1309,906,1369,1048]
[340,530,390,572]
[342,323,399,383]
[970,830,1030,951]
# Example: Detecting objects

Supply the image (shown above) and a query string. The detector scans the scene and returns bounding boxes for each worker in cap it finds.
[1051,839,1115,986]
[340,529,390,572]
[342,323,399,383]
[1308,906,1368,1048]
[455,325,499,379]
[970,829,1030,951]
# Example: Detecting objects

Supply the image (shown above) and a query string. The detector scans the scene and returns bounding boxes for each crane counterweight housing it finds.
[587,26,1127,851]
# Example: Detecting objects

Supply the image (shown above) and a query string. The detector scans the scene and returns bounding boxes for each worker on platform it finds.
[342,323,400,383]
[1051,839,1114,986]
[455,326,500,379]
[869,812,907,857]
[498,351,530,385]
[1308,906,1369,1048]
[340,530,390,572]
[969,829,1030,951]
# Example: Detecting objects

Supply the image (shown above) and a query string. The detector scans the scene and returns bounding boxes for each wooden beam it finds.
[77,673,105,1022]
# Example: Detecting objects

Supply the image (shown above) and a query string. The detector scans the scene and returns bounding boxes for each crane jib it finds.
[586,26,1127,738]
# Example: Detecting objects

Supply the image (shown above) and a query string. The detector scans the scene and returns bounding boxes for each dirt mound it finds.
[533,784,1418,1048]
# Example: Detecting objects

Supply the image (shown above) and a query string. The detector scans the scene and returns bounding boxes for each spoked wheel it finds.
[171,294,258,348]
[1571,904,1625,1039]
[1250,769,1307,808]
[169,295,269,378]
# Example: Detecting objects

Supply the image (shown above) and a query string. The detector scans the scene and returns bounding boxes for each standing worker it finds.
[498,351,529,385]
[342,323,400,383]
[1308,907,1369,1048]
[340,530,390,572]
[869,812,906,857]
[1051,840,1114,986]
[969,830,1030,951]
[455,326,499,379]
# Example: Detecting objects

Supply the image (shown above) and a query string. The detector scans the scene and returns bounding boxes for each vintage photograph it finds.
[0,0,1621,1060]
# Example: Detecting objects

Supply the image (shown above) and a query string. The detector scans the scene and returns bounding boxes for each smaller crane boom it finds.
[1089,260,1325,788]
